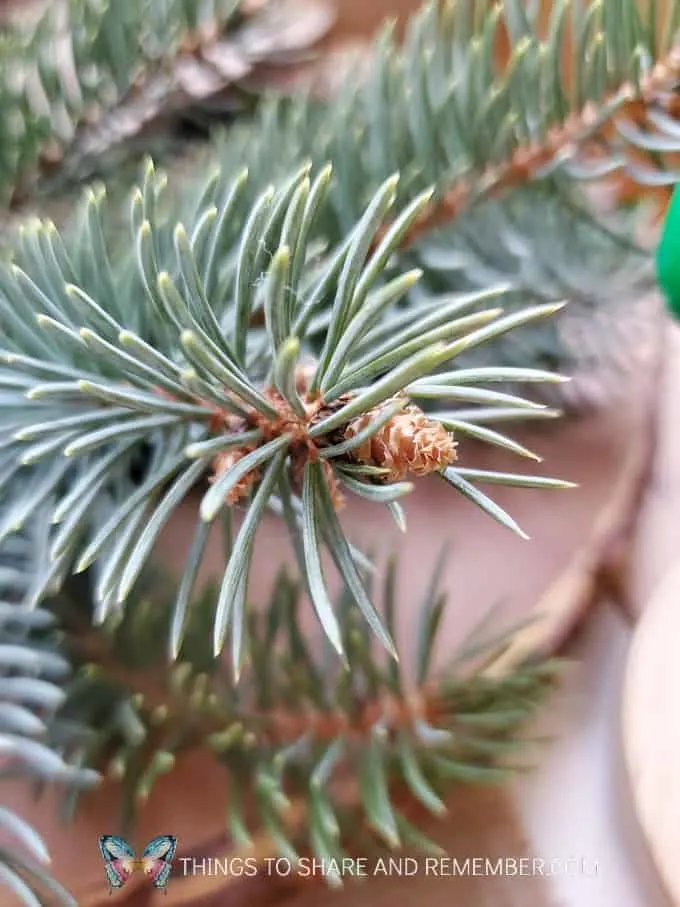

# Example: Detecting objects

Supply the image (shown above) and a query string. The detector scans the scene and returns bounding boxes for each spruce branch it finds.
[55,561,562,893]
[1,164,572,663]
[0,0,334,209]
[0,526,98,907]
[178,0,671,399]
[370,39,680,253]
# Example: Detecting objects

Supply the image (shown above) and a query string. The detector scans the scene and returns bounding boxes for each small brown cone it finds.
[344,397,457,482]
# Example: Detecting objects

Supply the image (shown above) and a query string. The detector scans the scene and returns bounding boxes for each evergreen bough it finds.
[0,0,335,207]
[0,0,677,902]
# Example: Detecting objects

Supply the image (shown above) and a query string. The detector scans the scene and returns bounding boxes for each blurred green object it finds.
[657,184,680,320]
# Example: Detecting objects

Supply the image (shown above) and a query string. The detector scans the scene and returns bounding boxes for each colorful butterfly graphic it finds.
[98,835,178,894]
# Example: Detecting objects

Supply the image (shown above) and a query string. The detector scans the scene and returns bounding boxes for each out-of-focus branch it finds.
[372,45,680,255]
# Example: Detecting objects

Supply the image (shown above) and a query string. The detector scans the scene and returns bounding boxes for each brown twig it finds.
[72,624,465,757]
[370,45,680,254]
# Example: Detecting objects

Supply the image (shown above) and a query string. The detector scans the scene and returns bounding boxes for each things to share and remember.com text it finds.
[178,855,599,879]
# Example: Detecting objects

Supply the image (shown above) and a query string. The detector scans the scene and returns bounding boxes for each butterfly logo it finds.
[98,835,178,894]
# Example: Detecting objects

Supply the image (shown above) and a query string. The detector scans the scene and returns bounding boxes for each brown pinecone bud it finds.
[210,445,260,504]
[344,398,457,482]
